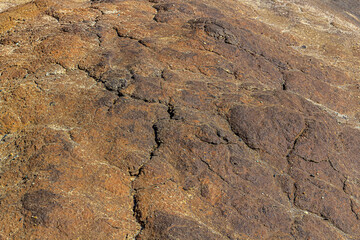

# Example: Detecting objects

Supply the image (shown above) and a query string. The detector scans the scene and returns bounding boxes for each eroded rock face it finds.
[0,0,359,239]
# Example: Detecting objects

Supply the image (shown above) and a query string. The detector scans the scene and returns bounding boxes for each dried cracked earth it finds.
[0,0,360,239]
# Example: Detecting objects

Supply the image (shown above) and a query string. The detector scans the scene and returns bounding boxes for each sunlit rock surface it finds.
[0,0,359,239]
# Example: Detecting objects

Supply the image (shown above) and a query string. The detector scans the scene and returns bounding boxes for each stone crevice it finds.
[113,27,154,51]
[294,181,356,236]
[199,157,230,185]
[130,121,164,238]
[350,199,359,220]
[132,193,145,239]
[33,80,44,92]
[285,123,307,161]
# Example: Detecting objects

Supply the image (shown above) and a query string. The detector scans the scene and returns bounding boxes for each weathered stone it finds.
[0,0,359,239]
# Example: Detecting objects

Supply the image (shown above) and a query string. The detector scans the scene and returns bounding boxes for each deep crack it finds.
[130,122,163,238]
[151,124,161,158]
[167,103,175,119]
[132,194,146,239]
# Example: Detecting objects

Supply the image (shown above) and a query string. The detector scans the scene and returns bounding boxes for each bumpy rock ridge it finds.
[0,0,360,239]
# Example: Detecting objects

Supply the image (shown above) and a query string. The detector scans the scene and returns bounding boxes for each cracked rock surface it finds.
[0,0,360,239]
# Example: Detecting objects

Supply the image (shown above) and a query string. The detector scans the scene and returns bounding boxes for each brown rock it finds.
[0,0,359,239]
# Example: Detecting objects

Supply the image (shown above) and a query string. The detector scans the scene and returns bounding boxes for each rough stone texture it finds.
[0,0,359,239]
[0,0,31,13]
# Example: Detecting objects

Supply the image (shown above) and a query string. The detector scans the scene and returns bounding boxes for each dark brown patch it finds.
[22,190,59,226]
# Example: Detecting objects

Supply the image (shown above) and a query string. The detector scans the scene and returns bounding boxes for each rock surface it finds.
[0,0,359,239]
[0,0,30,13]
